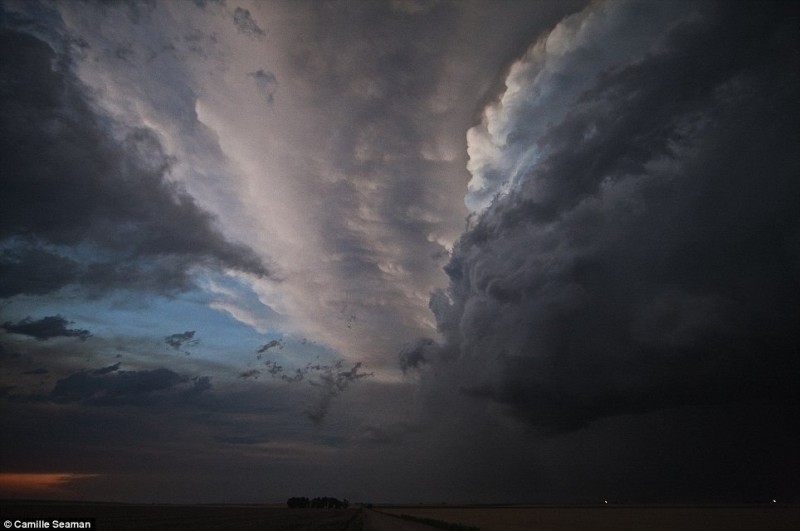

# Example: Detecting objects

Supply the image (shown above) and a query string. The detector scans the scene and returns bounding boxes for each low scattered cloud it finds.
[2,315,91,341]
[232,7,265,39]
[263,359,373,424]
[305,361,373,424]
[164,331,200,354]
[256,339,283,356]
[248,69,278,104]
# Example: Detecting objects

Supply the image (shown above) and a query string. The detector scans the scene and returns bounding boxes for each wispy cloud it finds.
[263,358,373,424]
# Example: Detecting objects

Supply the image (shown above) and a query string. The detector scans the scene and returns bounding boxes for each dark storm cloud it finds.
[164,331,199,353]
[232,7,265,39]
[0,29,268,299]
[422,2,800,431]
[248,69,278,104]
[2,315,91,341]
[0,246,80,298]
[50,364,210,406]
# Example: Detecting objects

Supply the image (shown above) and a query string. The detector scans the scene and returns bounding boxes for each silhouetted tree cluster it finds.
[287,497,309,508]
[287,496,349,509]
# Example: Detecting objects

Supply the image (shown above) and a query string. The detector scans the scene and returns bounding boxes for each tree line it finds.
[286,496,350,509]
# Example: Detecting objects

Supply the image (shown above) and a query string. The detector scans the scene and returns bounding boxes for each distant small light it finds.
[604,500,608,504]
[773,499,777,503]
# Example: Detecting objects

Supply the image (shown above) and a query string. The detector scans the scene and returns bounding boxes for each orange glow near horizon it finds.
[0,473,100,497]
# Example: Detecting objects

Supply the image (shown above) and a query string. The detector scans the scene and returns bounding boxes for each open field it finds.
[376,505,800,531]
[5,501,800,530]
[364,510,451,531]
[1,501,361,531]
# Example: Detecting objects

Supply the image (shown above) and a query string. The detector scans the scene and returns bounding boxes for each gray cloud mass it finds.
[50,364,209,406]
[0,29,268,299]
[2,315,91,341]
[415,1,800,431]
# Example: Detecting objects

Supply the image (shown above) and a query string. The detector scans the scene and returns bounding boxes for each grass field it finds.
[1,501,361,531]
[376,505,800,531]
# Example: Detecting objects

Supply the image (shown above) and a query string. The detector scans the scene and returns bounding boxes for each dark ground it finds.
[376,504,800,531]
[4,501,800,531]
[1,501,360,531]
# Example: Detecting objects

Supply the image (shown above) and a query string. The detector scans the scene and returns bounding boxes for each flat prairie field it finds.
[377,505,800,531]
[1,501,360,531]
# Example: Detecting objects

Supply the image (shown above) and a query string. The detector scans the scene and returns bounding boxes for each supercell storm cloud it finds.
[419,0,800,430]
[1,0,798,504]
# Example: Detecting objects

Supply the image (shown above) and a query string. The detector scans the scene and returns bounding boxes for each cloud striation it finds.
[0,29,268,299]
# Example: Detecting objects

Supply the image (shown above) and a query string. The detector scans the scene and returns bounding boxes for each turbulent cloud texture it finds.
[1,0,797,505]
[0,30,267,299]
[418,0,800,430]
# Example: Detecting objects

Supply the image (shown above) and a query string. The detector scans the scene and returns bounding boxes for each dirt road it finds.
[363,509,442,531]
